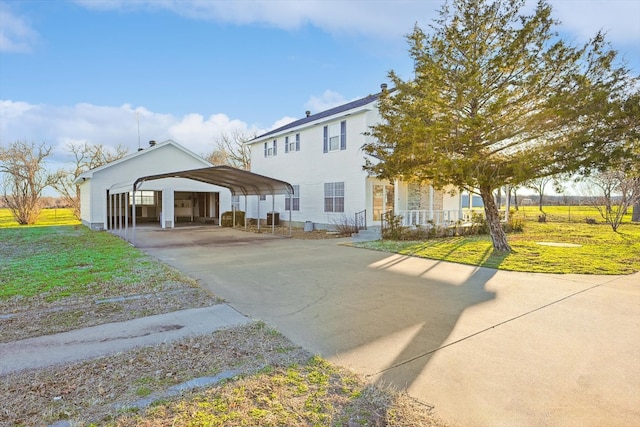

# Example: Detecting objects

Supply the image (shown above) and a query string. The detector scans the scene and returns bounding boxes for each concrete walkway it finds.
[0,305,250,376]
[134,226,640,427]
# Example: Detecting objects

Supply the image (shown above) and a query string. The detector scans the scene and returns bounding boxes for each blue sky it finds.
[1,0,639,170]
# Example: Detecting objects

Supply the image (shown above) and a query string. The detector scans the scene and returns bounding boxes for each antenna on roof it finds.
[136,111,141,151]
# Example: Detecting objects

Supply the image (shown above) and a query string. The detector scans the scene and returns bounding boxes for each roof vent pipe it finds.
[149,140,156,147]
[305,110,311,117]
[137,148,144,152]
[380,83,388,92]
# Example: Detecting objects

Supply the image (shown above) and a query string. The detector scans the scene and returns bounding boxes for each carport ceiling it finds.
[133,165,293,196]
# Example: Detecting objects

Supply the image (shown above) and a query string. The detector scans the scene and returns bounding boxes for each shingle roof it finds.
[252,92,382,141]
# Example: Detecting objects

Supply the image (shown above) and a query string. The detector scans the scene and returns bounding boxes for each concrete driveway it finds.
[136,226,640,426]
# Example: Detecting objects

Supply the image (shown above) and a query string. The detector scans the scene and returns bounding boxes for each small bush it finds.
[331,215,357,236]
[221,211,245,227]
[382,214,405,240]
[585,217,597,225]
[504,216,525,233]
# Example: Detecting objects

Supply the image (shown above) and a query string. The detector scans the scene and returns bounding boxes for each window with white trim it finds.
[323,120,346,153]
[285,133,300,153]
[324,182,344,212]
[129,190,155,206]
[232,195,240,210]
[264,139,277,157]
[285,185,300,211]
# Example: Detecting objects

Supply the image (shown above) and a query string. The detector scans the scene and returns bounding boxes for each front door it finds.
[373,183,394,221]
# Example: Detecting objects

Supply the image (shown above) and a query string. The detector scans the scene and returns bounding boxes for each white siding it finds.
[81,141,231,229]
[250,109,375,228]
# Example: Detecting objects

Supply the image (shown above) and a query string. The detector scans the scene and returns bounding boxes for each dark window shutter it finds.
[285,136,289,153]
[323,126,328,153]
[264,142,267,157]
[340,120,347,150]
[273,139,277,156]
[295,133,300,151]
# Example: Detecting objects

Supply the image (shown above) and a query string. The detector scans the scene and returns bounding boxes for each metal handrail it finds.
[354,209,367,231]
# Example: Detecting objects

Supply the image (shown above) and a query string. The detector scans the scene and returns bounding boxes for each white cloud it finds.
[550,0,640,44]
[0,100,266,165]
[0,2,39,53]
[304,90,348,114]
[72,0,640,47]
[73,0,438,40]
[270,116,297,131]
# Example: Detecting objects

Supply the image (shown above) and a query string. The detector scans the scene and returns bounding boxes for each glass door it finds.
[373,183,394,221]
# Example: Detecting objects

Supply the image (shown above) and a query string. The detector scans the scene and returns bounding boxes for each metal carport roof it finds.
[133,165,293,196]
[125,165,293,246]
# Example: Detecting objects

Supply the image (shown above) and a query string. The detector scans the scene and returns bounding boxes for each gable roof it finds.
[74,139,210,183]
[250,91,382,142]
[133,165,293,196]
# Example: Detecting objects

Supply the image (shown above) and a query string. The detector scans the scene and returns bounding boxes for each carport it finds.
[121,165,293,245]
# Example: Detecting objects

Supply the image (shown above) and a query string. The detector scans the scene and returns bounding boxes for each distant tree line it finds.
[0,132,251,225]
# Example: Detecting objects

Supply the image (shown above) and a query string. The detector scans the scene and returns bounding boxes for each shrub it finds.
[585,217,597,225]
[504,216,525,233]
[331,215,357,236]
[382,214,406,240]
[221,211,245,227]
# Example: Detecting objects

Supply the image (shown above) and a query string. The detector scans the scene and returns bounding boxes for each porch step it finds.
[352,226,381,242]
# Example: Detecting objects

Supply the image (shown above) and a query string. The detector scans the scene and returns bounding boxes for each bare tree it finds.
[206,130,254,170]
[524,176,555,213]
[0,141,52,225]
[48,142,128,219]
[584,170,640,231]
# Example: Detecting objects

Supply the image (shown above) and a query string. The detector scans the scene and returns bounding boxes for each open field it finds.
[0,208,80,228]
[356,206,640,275]
[0,224,444,426]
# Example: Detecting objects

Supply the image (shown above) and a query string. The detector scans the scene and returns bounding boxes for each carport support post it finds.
[125,192,128,241]
[272,195,275,234]
[244,195,248,230]
[257,196,260,231]
[132,184,137,246]
[288,194,292,236]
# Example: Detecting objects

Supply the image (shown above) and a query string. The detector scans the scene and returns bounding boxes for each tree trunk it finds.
[633,201,640,222]
[480,186,512,252]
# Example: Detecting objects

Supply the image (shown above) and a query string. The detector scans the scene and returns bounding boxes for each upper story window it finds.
[323,120,346,153]
[264,139,277,157]
[285,133,300,153]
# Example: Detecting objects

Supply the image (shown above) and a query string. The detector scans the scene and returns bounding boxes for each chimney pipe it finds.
[380,83,388,92]
[149,140,156,147]
[305,110,311,117]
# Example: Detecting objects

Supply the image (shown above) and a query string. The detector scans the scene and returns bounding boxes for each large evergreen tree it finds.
[364,0,637,251]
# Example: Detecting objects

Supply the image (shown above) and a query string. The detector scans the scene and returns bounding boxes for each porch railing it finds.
[397,209,487,227]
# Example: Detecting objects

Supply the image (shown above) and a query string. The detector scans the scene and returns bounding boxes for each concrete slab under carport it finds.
[135,227,640,427]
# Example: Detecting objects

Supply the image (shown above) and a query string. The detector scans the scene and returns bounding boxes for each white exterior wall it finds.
[249,109,375,228]
[442,186,462,211]
[79,142,230,230]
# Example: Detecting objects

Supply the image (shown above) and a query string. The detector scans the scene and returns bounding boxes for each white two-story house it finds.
[246,86,470,231]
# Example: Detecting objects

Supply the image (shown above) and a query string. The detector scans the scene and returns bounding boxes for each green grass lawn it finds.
[0,224,189,301]
[356,207,640,275]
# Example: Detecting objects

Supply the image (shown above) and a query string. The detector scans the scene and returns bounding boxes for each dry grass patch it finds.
[112,356,445,427]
